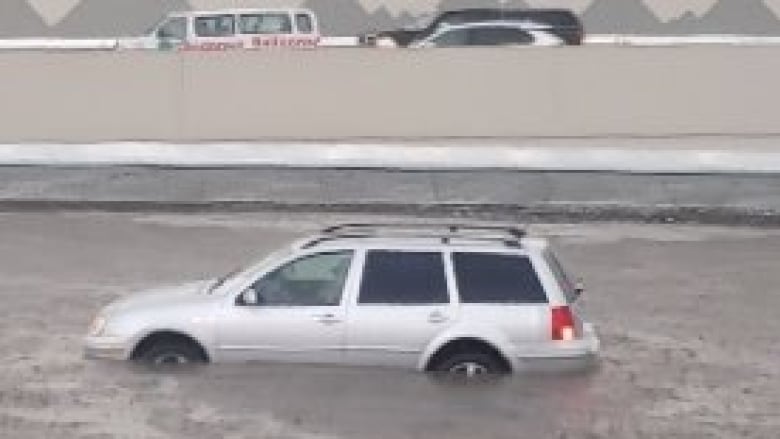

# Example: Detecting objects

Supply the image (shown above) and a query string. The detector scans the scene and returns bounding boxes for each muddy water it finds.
[1,212,779,438]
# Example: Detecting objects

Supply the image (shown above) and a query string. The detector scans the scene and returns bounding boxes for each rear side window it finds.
[359,251,448,304]
[240,14,292,34]
[195,15,235,37]
[295,13,314,34]
[453,253,547,303]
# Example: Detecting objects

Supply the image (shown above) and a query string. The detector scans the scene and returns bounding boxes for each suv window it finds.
[468,27,533,46]
[452,253,547,303]
[250,251,353,306]
[359,251,448,304]
[240,13,292,34]
[195,15,235,37]
[429,28,470,47]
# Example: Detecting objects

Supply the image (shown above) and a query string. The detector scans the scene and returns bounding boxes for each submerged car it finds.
[85,223,599,377]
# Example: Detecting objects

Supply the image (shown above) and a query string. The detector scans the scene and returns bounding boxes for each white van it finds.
[121,9,320,51]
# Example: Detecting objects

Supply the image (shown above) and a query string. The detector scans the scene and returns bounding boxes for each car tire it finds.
[138,340,205,366]
[434,351,507,378]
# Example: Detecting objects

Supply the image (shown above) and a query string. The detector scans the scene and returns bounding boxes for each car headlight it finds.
[88,315,107,337]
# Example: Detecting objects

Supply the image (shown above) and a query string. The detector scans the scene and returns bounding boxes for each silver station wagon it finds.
[85,223,599,377]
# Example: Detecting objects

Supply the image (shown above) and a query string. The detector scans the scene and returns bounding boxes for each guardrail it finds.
[3,34,780,51]
[3,141,780,174]
[0,38,118,50]
[584,34,780,46]
[0,36,358,51]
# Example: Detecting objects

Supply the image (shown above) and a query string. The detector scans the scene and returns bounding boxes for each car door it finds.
[215,250,355,364]
[344,250,456,368]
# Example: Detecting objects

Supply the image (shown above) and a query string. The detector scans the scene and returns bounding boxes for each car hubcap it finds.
[449,362,489,377]
[153,353,189,365]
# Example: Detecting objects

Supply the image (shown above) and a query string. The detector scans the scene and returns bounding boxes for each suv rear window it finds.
[359,251,448,304]
[452,253,547,303]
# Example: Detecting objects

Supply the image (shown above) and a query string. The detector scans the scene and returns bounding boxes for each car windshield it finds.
[144,18,166,36]
[207,267,242,294]
[207,245,296,294]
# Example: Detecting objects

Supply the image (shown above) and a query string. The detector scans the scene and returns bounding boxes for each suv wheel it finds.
[138,341,205,366]
[435,352,506,378]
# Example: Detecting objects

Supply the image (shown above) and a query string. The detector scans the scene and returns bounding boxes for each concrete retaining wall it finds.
[2,46,780,142]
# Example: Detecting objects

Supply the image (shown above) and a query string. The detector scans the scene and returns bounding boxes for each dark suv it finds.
[363,8,584,47]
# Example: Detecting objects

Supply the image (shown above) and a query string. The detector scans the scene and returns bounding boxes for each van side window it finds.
[195,15,235,37]
[295,14,314,34]
[452,253,547,303]
[240,14,293,34]
[359,251,448,304]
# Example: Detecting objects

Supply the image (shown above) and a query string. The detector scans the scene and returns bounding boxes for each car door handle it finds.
[313,313,341,325]
[428,311,449,324]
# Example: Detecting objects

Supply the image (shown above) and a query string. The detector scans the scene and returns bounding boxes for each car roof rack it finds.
[322,223,526,239]
[301,232,524,250]
[299,223,527,249]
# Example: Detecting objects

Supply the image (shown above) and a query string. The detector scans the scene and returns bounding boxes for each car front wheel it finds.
[138,340,205,366]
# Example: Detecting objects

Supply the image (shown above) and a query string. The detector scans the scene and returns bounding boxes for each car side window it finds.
[239,14,293,34]
[249,251,353,306]
[195,15,235,37]
[468,27,534,46]
[358,251,449,304]
[429,28,470,47]
[452,253,548,303]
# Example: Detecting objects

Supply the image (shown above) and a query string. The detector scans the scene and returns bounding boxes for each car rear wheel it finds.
[434,352,506,378]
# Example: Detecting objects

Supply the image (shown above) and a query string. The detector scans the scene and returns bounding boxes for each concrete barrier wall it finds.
[2,46,780,142]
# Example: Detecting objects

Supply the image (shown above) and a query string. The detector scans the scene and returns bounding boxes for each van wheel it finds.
[434,352,506,378]
[138,341,205,366]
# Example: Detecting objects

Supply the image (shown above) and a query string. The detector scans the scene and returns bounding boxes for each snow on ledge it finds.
[1,142,780,174]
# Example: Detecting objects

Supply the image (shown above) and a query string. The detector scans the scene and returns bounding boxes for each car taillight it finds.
[551,306,575,341]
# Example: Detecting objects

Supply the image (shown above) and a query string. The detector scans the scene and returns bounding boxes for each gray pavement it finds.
[2,167,780,225]
[0,211,778,438]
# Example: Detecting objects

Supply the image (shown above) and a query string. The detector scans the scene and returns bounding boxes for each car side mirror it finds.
[238,287,259,306]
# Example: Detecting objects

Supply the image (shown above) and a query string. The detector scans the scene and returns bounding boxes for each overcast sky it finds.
[24,0,780,25]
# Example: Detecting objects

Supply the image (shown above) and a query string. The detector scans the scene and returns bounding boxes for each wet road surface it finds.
[1,212,778,438]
